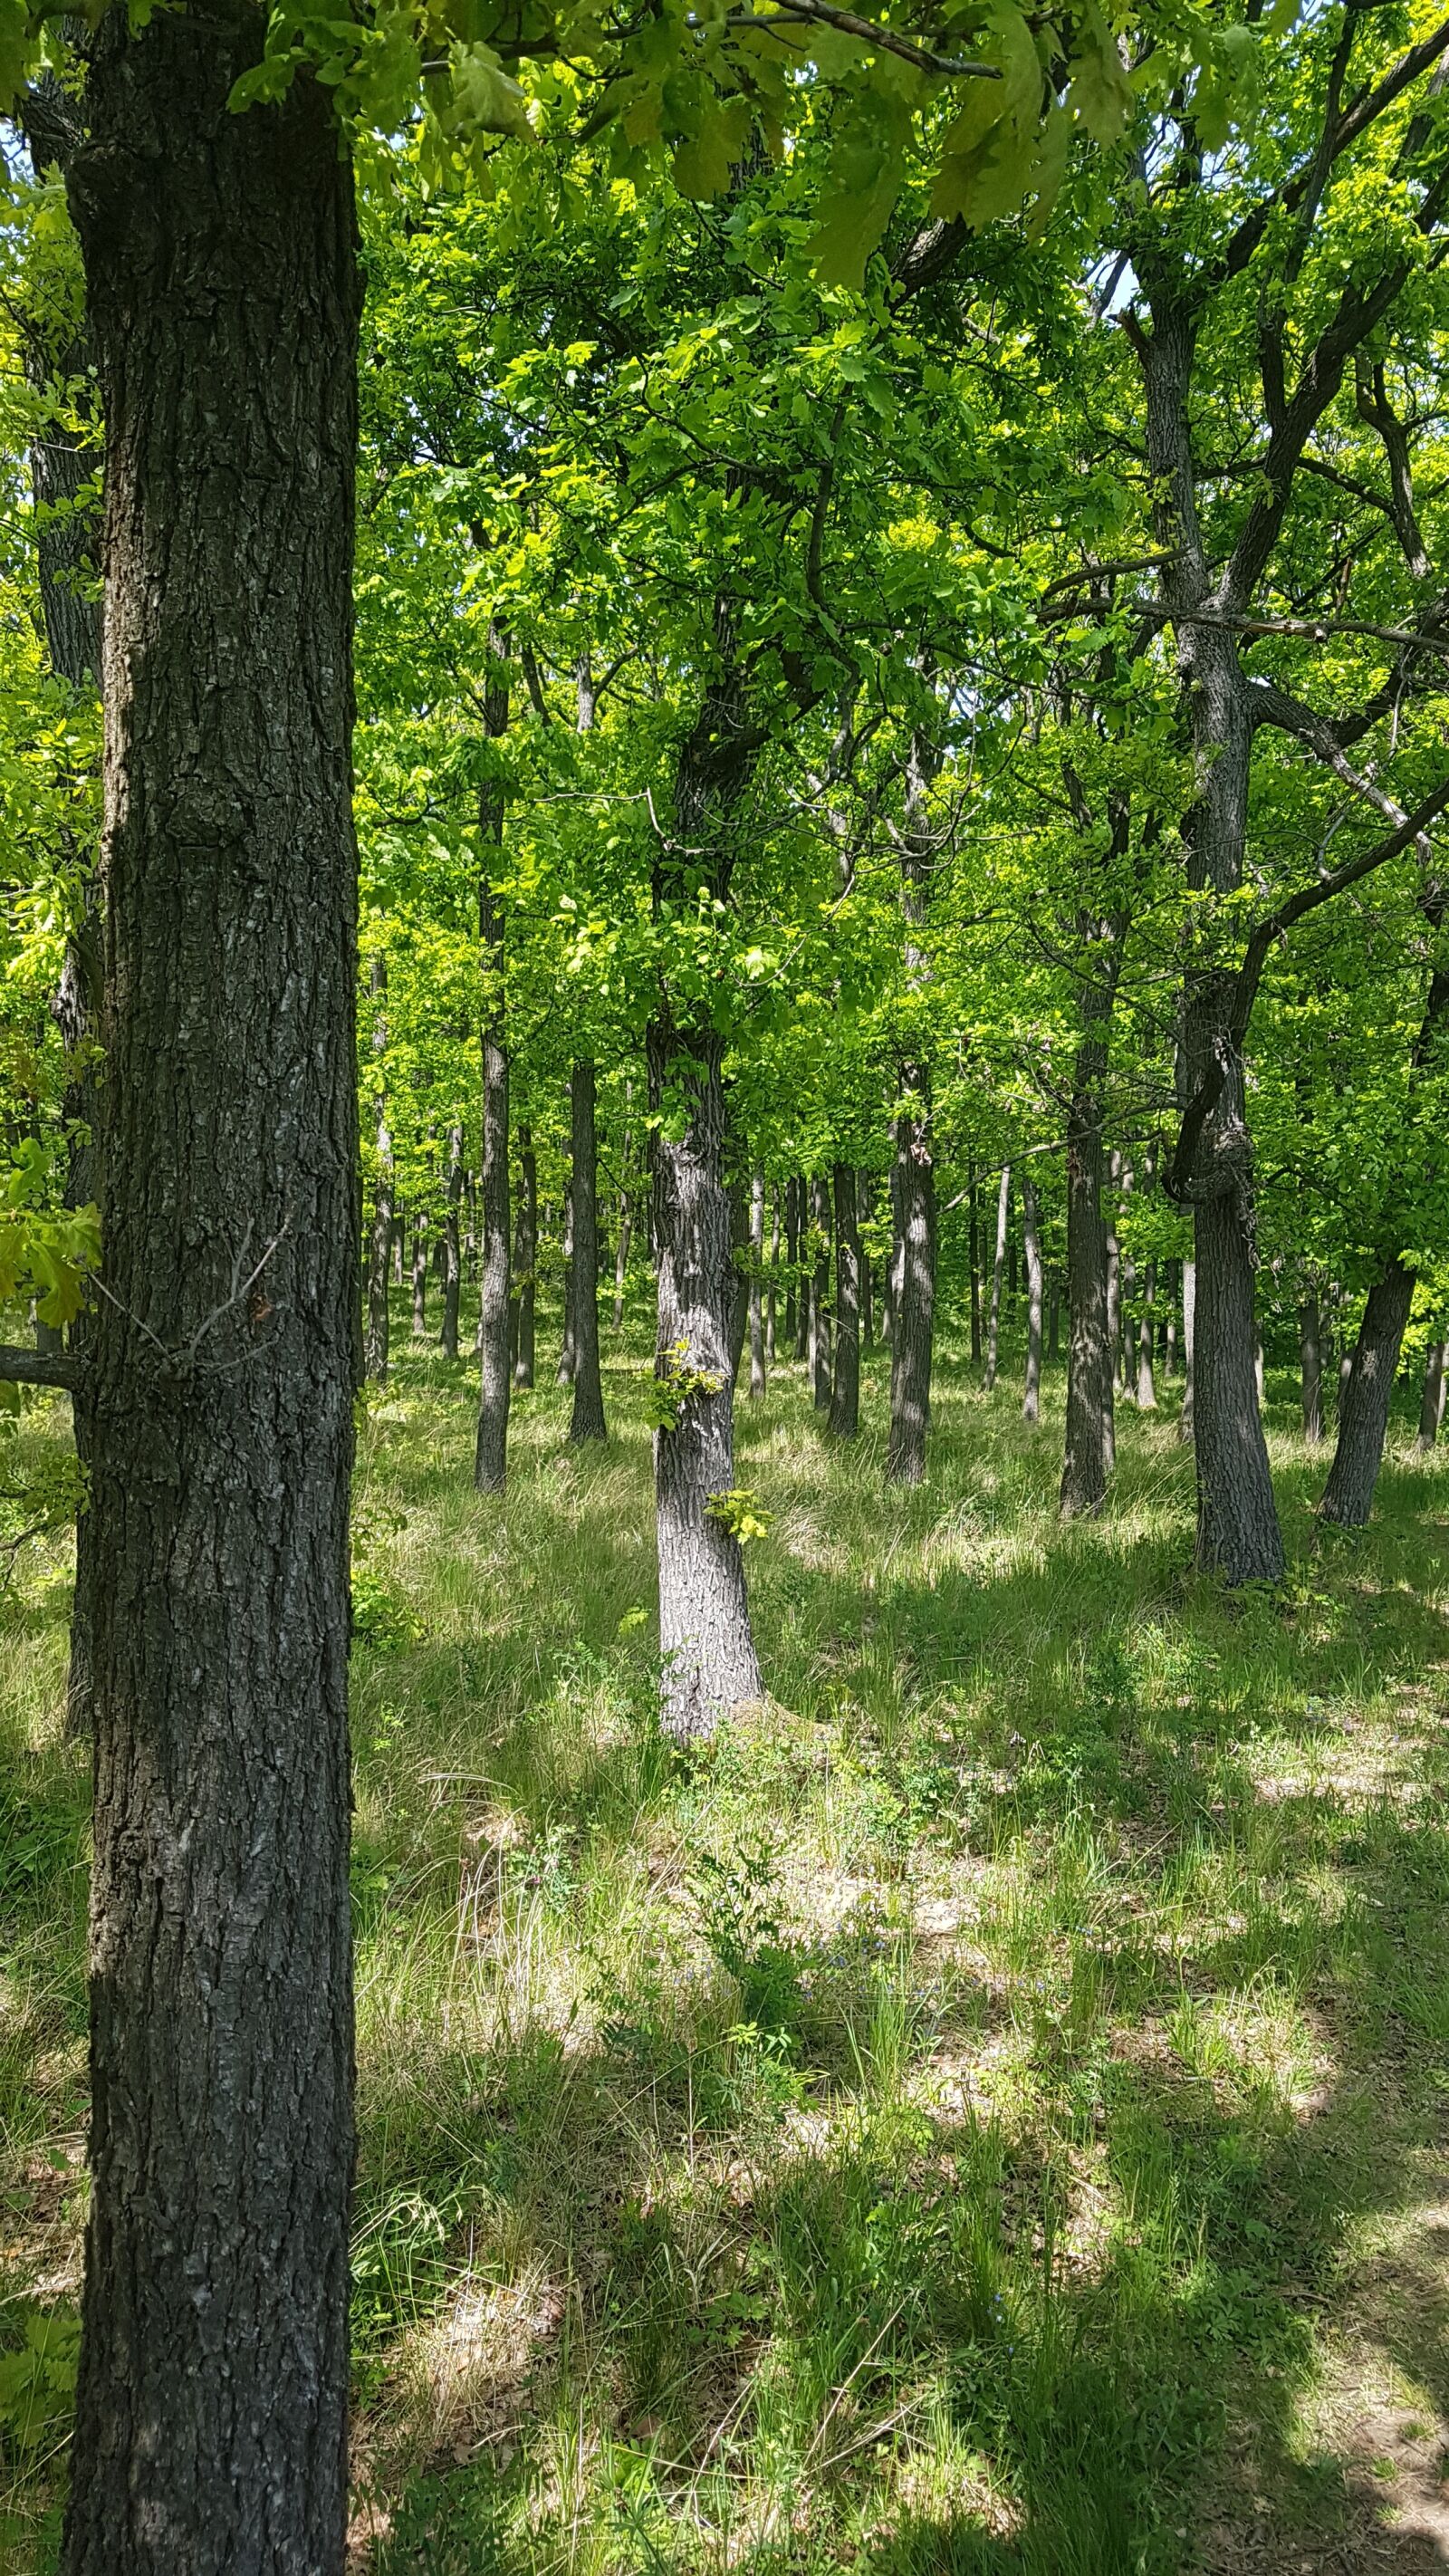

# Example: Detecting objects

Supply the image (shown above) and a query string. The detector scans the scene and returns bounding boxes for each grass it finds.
[3,1292,1449,2571]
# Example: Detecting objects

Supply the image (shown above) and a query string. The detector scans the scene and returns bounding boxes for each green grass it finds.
[4,1296,1449,2571]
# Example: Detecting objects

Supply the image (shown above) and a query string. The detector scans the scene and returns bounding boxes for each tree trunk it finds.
[783,1175,799,1357]
[474,634,511,1495]
[886,1101,934,1484]
[984,1161,1009,1391]
[649,656,762,1737]
[1164,1263,1178,1377]
[1060,1008,1116,1518]
[1300,1295,1323,1442]
[569,1062,606,1443]
[512,1126,536,1389]
[766,1183,779,1363]
[792,1175,810,1361]
[857,1170,873,1351]
[1105,1149,1123,1396]
[410,1208,428,1337]
[748,1170,766,1398]
[727,1170,750,1389]
[810,1173,831,1409]
[968,1162,983,1365]
[557,1172,576,1386]
[1191,1186,1281,1575]
[1022,1172,1043,1424]
[1418,1341,1445,1451]
[827,1161,860,1438]
[441,1125,463,1361]
[1319,1259,1415,1527]
[1048,1272,1060,1365]
[1179,1256,1196,1441]
[1137,1261,1157,1410]
[62,19,360,2570]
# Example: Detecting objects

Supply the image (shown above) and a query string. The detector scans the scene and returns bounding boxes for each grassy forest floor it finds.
[3,1302,1449,2573]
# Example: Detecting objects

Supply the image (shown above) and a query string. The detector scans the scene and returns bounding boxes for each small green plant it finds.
[350,1562,424,1648]
[689,1843,801,2038]
[704,1485,772,1544]
[641,1338,723,1432]
[0,2310,81,2453]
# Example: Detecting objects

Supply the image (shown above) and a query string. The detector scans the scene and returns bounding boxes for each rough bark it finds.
[968,1163,983,1365]
[810,1173,832,1409]
[857,1169,873,1351]
[1418,1340,1446,1451]
[569,1062,607,1443]
[61,17,360,2569]
[512,1124,536,1389]
[827,1161,860,1438]
[1022,1172,1043,1424]
[747,1170,766,1399]
[556,1174,575,1386]
[766,1183,779,1363]
[474,637,511,1494]
[1180,1255,1196,1442]
[783,1176,799,1357]
[984,1162,1009,1391]
[650,653,763,1737]
[441,1125,463,1360]
[1319,1260,1415,1526]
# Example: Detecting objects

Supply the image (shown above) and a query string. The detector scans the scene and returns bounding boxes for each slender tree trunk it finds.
[410,1209,428,1337]
[511,1124,536,1389]
[650,653,762,1736]
[748,1170,766,1399]
[727,1170,750,1389]
[857,1170,873,1352]
[792,1176,810,1361]
[827,1161,860,1438]
[612,1121,632,1330]
[1137,1262,1157,1409]
[810,1173,832,1409]
[1300,1295,1323,1442]
[1164,1264,1178,1377]
[441,1125,463,1361]
[1060,964,1118,1516]
[1418,1341,1445,1451]
[1319,1260,1415,1527]
[365,1116,392,1387]
[474,634,511,1495]
[1192,1188,1281,1572]
[968,1162,983,1365]
[886,1103,935,1484]
[783,1176,800,1357]
[1179,1256,1196,1441]
[569,1062,606,1443]
[62,20,360,2569]
[557,1174,576,1386]
[1022,1172,1043,1424]
[984,1162,1009,1391]
[765,1183,779,1363]
[1105,1149,1123,1396]
[1048,1273,1060,1365]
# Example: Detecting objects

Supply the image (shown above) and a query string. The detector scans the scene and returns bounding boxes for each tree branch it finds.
[0,1343,83,1391]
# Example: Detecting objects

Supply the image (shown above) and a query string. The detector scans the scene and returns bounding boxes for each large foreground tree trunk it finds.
[650,659,762,1737]
[1319,1258,1415,1527]
[62,18,360,2570]
[827,1160,859,1438]
[569,1061,606,1443]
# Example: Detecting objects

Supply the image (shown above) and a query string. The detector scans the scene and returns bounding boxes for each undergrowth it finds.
[2,1298,1447,2571]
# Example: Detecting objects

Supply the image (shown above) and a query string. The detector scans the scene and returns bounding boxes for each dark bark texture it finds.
[1419,1341,1445,1450]
[1022,1172,1043,1424]
[62,15,360,2571]
[810,1173,832,1409]
[1300,1293,1323,1443]
[1060,940,1119,1518]
[441,1125,463,1360]
[827,1160,860,1439]
[569,1062,607,1442]
[650,656,763,1736]
[1319,1260,1415,1527]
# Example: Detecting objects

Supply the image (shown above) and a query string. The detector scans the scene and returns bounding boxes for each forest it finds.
[1,2,1449,2570]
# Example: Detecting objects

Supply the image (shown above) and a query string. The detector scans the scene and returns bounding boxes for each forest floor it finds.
[3,1308,1449,2573]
